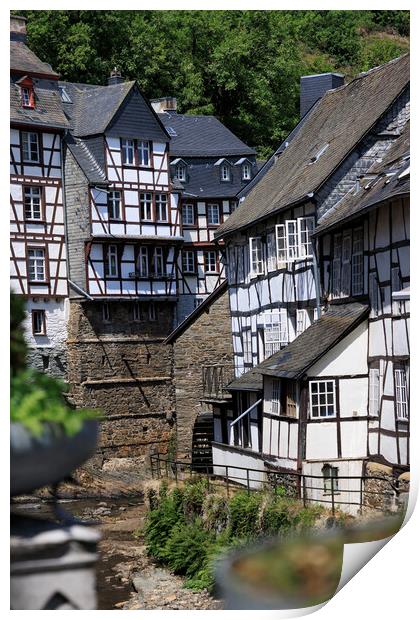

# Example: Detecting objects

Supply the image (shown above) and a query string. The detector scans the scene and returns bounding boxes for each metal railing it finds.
[150,454,406,516]
[201,364,236,399]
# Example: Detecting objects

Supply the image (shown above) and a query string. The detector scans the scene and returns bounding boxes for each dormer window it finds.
[175,162,186,182]
[242,162,251,181]
[221,162,231,182]
[18,76,35,109]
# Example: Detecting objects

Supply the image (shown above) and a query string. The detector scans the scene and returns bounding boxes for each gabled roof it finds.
[10,40,58,77]
[315,125,410,234]
[165,281,228,343]
[227,303,369,390]
[174,158,258,199]
[215,54,410,239]
[158,112,256,157]
[10,76,69,130]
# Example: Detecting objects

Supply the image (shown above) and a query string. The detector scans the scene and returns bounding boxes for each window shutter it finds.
[285,220,298,260]
[369,367,380,416]
[341,234,352,297]
[276,224,286,267]
[298,217,315,258]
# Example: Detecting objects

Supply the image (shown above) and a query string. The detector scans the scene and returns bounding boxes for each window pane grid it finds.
[208,204,220,225]
[28,248,45,281]
[352,229,364,295]
[182,204,194,225]
[138,140,150,166]
[310,380,336,418]
[140,192,153,221]
[395,366,408,420]
[108,191,121,220]
[155,193,168,222]
[24,187,41,220]
[271,379,281,414]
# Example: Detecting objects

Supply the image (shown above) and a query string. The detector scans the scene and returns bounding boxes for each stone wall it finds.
[172,286,234,461]
[363,461,409,512]
[67,299,176,471]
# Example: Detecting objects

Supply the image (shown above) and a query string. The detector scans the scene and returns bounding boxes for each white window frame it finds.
[275,224,287,267]
[263,309,288,359]
[24,186,42,220]
[138,140,150,167]
[266,232,277,272]
[140,192,153,221]
[175,162,186,182]
[28,247,46,282]
[242,162,251,181]
[369,366,380,417]
[249,237,264,277]
[182,203,195,226]
[22,131,40,163]
[352,227,364,295]
[207,203,220,226]
[204,250,218,273]
[341,233,352,297]
[285,220,299,260]
[394,364,408,420]
[309,380,336,418]
[221,163,231,182]
[296,308,310,337]
[243,328,252,365]
[155,193,168,222]
[194,297,204,309]
[370,272,380,317]
[108,190,121,220]
[153,247,165,277]
[271,379,281,415]
[391,267,402,315]
[297,217,315,259]
[32,309,46,335]
[105,244,118,278]
[21,87,31,107]
[138,246,149,277]
[182,250,195,274]
[121,139,135,165]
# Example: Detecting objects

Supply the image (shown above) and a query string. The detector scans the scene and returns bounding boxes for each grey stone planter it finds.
[10,420,99,496]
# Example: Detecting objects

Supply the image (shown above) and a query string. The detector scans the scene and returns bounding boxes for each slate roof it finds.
[175,157,258,199]
[60,80,134,136]
[10,40,58,77]
[227,303,369,390]
[10,76,69,130]
[158,112,256,157]
[215,54,410,240]
[65,134,107,185]
[316,127,410,234]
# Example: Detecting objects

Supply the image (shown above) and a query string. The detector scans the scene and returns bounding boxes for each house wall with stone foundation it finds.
[67,299,176,471]
[170,285,234,461]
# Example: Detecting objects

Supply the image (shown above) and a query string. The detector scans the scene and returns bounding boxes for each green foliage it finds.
[15,10,409,156]
[11,369,98,437]
[10,293,27,376]
[143,482,327,593]
[228,491,263,539]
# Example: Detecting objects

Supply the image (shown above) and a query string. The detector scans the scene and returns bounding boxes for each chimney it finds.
[300,72,344,118]
[10,15,27,43]
[107,67,124,86]
[150,97,177,113]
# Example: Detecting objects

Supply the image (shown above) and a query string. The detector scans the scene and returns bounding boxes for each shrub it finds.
[144,492,185,561]
[164,519,213,579]
[202,493,229,533]
[229,491,263,539]
[182,477,208,517]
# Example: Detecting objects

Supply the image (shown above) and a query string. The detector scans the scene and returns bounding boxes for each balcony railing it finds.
[202,364,236,399]
[129,271,171,280]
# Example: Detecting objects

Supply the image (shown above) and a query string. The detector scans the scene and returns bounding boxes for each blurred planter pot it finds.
[215,535,342,610]
[10,420,99,496]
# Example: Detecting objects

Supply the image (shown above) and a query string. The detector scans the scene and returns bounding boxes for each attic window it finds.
[242,162,251,181]
[174,162,186,182]
[309,143,329,164]
[166,127,177,137]
[59,86,72,103]
[221,162,231,182]
[21,86,35,109]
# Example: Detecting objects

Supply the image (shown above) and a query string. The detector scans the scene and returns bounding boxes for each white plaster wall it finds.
[212,444,266,489]
[339,377,368,417]
[302,459,364,515]
[308,320,368,377]
[306,422,338,460]
[340,420,367,458]
[24,298,68,348]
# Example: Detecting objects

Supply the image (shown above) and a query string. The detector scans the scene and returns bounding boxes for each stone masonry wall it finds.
[172,287,234,461]
[67,299,176,471]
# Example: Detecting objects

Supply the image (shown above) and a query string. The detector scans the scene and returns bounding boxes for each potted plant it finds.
[10,293,100,496]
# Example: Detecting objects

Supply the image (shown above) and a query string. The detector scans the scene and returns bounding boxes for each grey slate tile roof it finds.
[215,54,410,240]
[10,76,69,130]
[228,303,369,390]
[159,112,256,157]
[176,157,258,199]
[65,134,107,185]
[316,128,410,234]
[10,40,58,77]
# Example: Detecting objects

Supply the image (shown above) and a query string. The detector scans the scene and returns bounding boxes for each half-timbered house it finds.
[211,55,410,509]
[154,102,258,322]
[10,16,69,377]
